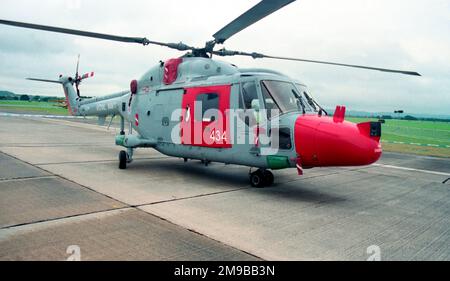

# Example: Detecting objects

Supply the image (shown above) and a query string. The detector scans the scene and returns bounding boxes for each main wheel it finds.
[263,170,274,186]
[119,150,127,170]
[250,170,265,188]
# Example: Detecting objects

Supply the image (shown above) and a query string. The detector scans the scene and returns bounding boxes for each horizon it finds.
[1,88,449,119]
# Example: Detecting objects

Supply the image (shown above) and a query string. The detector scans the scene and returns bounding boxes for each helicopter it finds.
[0,0,420,187]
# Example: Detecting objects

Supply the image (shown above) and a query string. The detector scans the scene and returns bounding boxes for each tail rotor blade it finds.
[81,72,94,80]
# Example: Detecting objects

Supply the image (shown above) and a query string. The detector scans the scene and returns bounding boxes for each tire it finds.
[250,170,265,188]
[119,150,127,170]
[263,170,274,186]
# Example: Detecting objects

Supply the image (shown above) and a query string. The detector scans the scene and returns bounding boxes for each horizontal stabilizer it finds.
[27,78,62,84]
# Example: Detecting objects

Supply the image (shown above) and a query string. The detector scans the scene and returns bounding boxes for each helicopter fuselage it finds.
[68,57,382,173]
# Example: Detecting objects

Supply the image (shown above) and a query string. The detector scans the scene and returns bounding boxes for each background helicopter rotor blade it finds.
[213,0,296,44]
[75,54,80,79]
[26,78,62,84]
[74,55,81,97]
[0,19,196,51]
[213,49,421,76]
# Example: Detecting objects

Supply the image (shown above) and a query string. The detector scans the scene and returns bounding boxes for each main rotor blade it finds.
[213,49,421,76]
[262,55,421,76]
[0,19,195,51]
[213,0,296,44]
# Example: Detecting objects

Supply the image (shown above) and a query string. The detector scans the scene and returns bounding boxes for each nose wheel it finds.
[119,148,134,170]
[249,169,274,188]
[119,151,128,169]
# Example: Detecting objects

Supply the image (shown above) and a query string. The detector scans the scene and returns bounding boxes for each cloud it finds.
[0,0,448,115]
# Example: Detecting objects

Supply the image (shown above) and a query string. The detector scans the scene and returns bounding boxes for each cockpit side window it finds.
[261,82,280,119]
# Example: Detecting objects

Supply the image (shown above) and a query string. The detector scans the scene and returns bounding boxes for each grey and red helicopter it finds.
[0,0,420,187]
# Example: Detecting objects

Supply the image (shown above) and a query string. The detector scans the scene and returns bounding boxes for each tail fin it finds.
[60,77,80,116]
[26,76,80,116]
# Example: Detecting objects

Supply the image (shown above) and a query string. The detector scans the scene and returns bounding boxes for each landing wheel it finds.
[119,150,127,170]
[201,159,211,166]
[263,170,274,186]
[250,170,265,188]
[250,169,274,188]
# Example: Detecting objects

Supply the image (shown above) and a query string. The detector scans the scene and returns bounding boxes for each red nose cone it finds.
[295,115,382,168]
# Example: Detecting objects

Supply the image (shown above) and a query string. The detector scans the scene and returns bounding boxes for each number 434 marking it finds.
[210,129,228,142]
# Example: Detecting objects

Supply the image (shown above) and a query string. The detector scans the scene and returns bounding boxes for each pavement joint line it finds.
[0,150,263,259]
[133,187,252,208]
[0,175,57,183]
[131,207,264,261]
[33,117,121,134]
[0,206,261,261]
[0,151,134,208]
[373,163,450,177]
[0,206,132,230]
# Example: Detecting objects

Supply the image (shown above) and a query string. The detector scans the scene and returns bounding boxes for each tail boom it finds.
[27,75,128,117]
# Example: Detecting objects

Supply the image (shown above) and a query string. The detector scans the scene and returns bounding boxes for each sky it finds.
[0,0,449,115]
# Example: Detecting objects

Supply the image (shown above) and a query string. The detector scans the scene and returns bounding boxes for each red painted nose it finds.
[295,115,382,168]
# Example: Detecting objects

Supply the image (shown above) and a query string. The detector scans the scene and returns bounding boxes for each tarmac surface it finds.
[0,116,449,261]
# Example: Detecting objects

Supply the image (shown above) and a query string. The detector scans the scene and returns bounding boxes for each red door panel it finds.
[181,85,231,148]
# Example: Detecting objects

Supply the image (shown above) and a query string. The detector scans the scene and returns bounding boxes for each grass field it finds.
[0,100,68,115]
[347,117,450,158]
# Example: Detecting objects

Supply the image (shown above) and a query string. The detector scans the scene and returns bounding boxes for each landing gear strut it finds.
[249,169,274,188]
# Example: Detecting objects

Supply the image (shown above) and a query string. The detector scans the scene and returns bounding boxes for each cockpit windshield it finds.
[260,80,319,114]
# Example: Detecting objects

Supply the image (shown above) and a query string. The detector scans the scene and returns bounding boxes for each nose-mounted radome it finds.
[295,106,382,169]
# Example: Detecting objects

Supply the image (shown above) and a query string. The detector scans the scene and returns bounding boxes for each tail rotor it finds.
[73,54,94,98]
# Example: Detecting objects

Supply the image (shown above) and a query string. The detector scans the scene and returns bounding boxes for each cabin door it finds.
[181,85,231,148]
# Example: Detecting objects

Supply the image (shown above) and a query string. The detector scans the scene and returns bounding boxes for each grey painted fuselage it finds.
[62,57,311,170]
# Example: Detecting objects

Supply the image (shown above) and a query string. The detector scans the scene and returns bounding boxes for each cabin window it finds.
[270,127,292,150]
[195,93,219,121]
[184,106,190,122]
[279,127,292,150]
[241,82,258,110]
[239,82,260,126]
